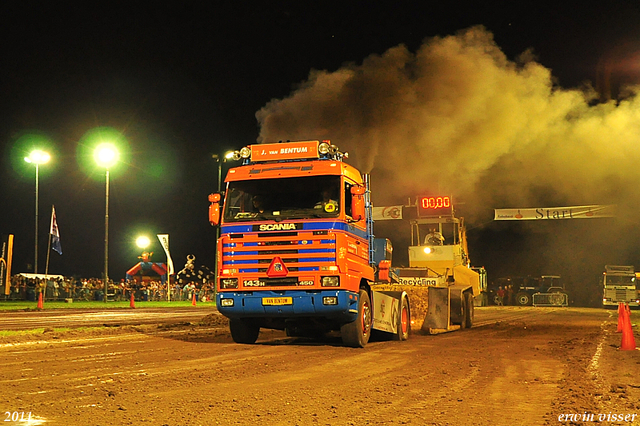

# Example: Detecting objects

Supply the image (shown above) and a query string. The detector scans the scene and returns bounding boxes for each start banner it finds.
[494,205,616,221]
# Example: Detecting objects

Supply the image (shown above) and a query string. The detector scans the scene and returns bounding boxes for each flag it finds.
[372,205,403,220]
[157,234,174,275]
[50,206,62,255]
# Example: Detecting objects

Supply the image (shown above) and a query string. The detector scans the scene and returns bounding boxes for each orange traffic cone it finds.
[617,303,625,332]
[192,292,197,306]
[37,292,44,309]
[130,292,136,309]
[621,304,636,351]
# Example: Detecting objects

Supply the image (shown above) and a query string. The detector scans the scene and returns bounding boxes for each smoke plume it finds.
[256,26,640,217]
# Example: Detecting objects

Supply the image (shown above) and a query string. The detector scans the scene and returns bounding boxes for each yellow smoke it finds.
[256,26,640,216]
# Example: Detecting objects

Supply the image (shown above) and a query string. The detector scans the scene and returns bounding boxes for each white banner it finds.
[494,205,616,221]
[157,234,175,274]
[372,205,403,220]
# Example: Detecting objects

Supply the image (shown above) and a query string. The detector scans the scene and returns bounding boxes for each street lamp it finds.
[24,149,51,274]
[136,236,151,250]
[94,143,119,302]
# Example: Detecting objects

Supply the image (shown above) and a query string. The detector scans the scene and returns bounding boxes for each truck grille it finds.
[222,233,336,274]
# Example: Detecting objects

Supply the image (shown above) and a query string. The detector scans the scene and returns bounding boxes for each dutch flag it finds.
[50,205,62,255]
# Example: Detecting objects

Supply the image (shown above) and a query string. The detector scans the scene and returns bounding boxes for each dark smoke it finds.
[256,26,640,306]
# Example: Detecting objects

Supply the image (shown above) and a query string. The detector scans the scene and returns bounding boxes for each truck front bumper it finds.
[217,289,359,322]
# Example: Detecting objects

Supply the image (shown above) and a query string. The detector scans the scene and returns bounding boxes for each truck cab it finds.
[209,140,404,347]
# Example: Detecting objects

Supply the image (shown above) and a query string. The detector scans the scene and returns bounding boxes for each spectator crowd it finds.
[0,274,216,303]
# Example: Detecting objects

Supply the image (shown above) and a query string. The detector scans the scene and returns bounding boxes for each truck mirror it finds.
[351,185,365,221]
[208,193,221,226]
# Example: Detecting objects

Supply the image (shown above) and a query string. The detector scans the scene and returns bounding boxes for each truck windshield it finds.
[605,276,635,285]
[223,175,341,222]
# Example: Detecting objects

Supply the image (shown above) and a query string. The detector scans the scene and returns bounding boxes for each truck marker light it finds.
[321,266,339,271]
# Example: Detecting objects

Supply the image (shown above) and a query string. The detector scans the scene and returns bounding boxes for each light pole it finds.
[94,143,119,302]
[24,150,50,274]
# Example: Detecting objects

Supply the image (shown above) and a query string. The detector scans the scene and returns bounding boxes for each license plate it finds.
[262,297,293,306]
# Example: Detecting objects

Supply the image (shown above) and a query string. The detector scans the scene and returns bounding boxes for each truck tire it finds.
[464,291,474,329]
[229,318,260,344]
[516,291,532,306]
[341,290,372,348]
[393,296,410,341]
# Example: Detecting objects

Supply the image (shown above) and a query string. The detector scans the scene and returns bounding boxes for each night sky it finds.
[2,2,640,304]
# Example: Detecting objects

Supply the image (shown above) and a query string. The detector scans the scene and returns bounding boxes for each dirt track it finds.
[0,307,639,425]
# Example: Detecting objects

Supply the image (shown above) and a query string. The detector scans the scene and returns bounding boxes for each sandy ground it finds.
[0,307,638,426]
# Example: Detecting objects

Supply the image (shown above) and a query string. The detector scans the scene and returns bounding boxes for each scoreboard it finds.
[416,196,453,217]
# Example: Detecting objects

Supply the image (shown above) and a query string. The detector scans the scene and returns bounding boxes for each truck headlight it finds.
[220,278,238,289]
[220,298,234,307]
[321,276,339,287]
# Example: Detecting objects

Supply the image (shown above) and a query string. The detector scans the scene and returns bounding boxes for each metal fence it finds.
[1,276,216,302]
[532,292,569,307]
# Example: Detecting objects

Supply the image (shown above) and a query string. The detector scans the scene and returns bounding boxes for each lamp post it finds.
[94,143,119,302]
[24,150,51,274]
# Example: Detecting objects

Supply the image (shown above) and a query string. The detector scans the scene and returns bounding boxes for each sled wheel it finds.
[459,292,468,329]
[464,291,474,329]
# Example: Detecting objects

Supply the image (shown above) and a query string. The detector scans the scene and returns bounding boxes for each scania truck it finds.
[208,140,479,347]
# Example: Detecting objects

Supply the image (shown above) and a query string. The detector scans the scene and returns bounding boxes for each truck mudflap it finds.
[217,290,360,322]
[371,290,408,335]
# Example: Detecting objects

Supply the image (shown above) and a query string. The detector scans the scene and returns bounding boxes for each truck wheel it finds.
[464,291,474,329]
[516,291,532,306]
[229,318,260,344]
[393,296,410,341]
[341,290,372,348]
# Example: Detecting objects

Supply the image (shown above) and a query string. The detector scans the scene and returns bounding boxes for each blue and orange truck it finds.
[208,140,480,347]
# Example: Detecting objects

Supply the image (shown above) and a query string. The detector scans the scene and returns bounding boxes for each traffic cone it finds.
[192,292,197,306]
[130,292,136,309]
[620,304,636,351]
[617,303,625,332]
[37,292,44,309]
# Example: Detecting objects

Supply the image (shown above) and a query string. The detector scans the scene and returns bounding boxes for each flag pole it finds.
[45,205,53,276]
